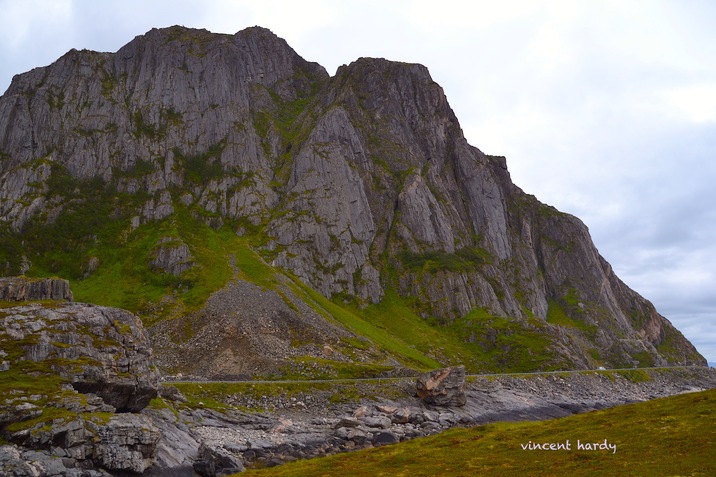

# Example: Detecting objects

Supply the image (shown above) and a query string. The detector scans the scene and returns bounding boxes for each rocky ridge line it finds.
[0,276,73,302]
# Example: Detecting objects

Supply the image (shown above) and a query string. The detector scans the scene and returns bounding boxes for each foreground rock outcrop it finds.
[0,278,161,475]
[1,300,159,413]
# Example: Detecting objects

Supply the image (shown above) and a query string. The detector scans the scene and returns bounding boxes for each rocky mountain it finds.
[0,25,705,376]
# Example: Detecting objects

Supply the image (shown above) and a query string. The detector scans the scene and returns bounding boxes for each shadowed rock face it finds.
[0,25,706,370]
[0,276,73,301]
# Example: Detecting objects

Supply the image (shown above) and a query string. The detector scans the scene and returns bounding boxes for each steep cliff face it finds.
[0,26,326,228]
[0,26,705,372]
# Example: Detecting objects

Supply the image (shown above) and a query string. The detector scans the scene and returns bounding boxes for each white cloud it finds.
[195,0,340,39]
[407,0,542,31]
[659,84,716,123]
[0,0,73,48]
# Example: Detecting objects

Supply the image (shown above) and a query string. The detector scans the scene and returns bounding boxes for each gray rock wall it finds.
[0,276,73,301]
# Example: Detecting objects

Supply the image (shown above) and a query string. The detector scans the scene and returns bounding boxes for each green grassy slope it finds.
[239,388,716,477]
[5,198,576,375]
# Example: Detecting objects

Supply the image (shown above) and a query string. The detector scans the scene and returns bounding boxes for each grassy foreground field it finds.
[238,388,716,477]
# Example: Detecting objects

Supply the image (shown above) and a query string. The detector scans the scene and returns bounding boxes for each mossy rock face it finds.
[0,281,162,477]
[0,300,159,429]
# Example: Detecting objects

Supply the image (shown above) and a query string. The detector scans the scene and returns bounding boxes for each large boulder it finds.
[94,414,162,474]
[148,237,196,277]
[416,366,467,407]
[0,301,159,413]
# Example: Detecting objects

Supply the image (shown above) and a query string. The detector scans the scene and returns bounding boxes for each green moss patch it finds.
[277,357,395,380]
[397,246,492,273]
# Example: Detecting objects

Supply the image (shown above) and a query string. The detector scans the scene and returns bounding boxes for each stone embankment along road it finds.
[164,365,708,385]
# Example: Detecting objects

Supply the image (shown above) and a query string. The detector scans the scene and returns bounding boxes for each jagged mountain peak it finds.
[326,55,465,178]
[0,26,705,375]
[235,24,290,43]
[338,56,431,75]
[334,56,450,115]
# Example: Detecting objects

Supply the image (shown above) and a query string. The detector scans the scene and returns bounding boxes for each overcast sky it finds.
[1,0,715,363]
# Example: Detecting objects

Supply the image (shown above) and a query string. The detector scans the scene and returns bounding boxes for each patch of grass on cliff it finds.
[171,211,245,310]
[356,289,479,369]
[447,310,565,373]
[253,85,318,187]
[18,162,250,322]
[655,325,702,363]
[174,140,227,186]
[546,299,581,327]
[69,216,176,315]
[22,164,131,280]
[354,292,564,373]
[239,388,716,477]
[232,239,279,288]
[397,246,492,272]
[0,223,24,275]
[546,297,597,339]
[71,206,248,323]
